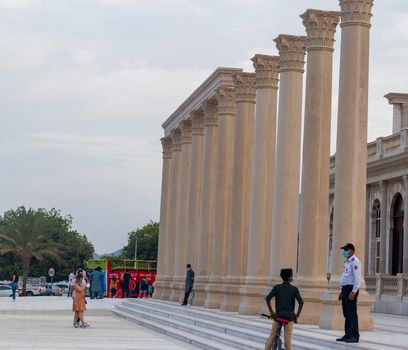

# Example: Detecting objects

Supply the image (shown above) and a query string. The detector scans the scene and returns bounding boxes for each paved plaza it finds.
[1,297,408,349]
[0,297,195,350]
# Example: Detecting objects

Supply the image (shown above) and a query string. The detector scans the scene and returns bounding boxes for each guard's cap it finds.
[340,243,355,251]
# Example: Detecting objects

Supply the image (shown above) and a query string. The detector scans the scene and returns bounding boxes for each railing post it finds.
[397,273,404,302]
[400,128,408,150]
[375,273,382,301]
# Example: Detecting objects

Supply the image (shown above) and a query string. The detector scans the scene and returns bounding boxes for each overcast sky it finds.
[0,0,407,254]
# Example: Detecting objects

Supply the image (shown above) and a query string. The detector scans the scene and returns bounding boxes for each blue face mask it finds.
[343,251,349,258]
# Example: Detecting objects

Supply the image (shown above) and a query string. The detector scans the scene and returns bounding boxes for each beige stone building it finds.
[153,0,408,330]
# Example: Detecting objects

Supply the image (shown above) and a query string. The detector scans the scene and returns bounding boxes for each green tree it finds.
[0,206,94,292]
[0,207,64,294]
[122,221,159,261]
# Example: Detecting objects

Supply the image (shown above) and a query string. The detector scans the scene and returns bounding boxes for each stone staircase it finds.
[112,298,386,350]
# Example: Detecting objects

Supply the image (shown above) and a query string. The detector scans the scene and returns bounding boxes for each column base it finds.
[219,276,244,312]
[296,276,328,324]
[192,277,209,306]
[238,278,270,315]
[169,276,184,303]
[153,276,171,300]
[204,277,224,309]
[319,289,374,330]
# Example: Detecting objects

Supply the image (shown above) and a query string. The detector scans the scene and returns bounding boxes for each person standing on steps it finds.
[336,243,361,343]
[264,268,304,350]
[122,270,131,298]
[181,264,194,306]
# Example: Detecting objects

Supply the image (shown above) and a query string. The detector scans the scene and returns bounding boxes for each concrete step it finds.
[115,304,263,350]
[122,299,362,350]
[113,299,386,350]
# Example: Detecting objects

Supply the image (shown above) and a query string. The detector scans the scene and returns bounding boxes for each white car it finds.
[0,285,13,297]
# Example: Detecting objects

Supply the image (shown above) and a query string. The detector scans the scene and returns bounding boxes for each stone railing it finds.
[365,274,408,302]
[330,128,408,171]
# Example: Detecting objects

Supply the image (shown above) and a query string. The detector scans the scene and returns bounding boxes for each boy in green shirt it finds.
[264,268,304,350]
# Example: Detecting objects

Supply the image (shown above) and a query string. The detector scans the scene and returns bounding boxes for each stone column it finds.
[185,111,205,269]
[204,86,236,309]
[221,72,256,312]
[297,9,341,325]
[403,176,408,273]
[238,55,280,315]
[269,35,307,283]
[319,0,374,331]
[162,128,182,300]
[153,137,172,299]
[379,181,388,273]
[169,120,192,302]
[194,100,218,306]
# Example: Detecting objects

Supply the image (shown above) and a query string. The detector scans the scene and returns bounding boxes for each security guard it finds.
[336,243,361,343]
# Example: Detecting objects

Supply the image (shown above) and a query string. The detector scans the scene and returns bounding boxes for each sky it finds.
[0,0,407,254]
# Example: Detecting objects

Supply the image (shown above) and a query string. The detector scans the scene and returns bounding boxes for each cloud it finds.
[0,0,38,9]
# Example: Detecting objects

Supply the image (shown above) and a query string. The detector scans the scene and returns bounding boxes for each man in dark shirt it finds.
[122,271,131,298]
[264,268,304,350]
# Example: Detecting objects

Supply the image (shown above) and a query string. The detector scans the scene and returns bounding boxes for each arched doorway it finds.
[391,193,404,275]
[372,200,381,273]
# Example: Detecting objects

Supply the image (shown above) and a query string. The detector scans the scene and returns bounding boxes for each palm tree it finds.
[0,207,64,295]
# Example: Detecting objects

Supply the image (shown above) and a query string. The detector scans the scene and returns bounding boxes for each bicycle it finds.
[261,314,293,350]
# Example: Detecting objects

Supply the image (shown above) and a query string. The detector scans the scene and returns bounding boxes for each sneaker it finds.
[81,323,90,328]
[73,323,80,328]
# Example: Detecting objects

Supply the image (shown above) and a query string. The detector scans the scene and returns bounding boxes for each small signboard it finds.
[48,268,55,277]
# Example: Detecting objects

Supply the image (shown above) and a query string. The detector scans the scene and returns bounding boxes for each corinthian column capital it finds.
[171,128,182,152]
[339,0,373,27]
[191,110,205,136]
[216,86,236,116]
[161,137,172,159]
[251,54,280,89]
[233,72,256,103]
[274,34,307,73]
[300,9,341,51]
[180,119,192,144]
[203,99,218,127]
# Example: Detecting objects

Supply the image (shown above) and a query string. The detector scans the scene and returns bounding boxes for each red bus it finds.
[87,259,157,297]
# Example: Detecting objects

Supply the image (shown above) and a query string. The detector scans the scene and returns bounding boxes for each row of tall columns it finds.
[155,0,375,330]
[297,9,341,324]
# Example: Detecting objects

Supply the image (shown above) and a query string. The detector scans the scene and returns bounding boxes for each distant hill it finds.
[93,248,123,259]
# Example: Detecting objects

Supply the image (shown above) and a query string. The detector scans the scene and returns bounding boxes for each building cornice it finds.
[162,67,242,135]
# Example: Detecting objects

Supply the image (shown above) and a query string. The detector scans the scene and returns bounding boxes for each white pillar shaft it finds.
[154,137,172,298]
[270,34,306,279]
[185,114,205,268]
[163,129,182,299]
[174,121,193,280]
[238,55,279,315]
[204,87,235,309]
[194,102,217,306]
[330,17,371,288]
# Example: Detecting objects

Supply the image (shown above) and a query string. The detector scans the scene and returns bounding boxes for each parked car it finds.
[0,285,14,297]
[18,285,46,296]
[45,282,69,296]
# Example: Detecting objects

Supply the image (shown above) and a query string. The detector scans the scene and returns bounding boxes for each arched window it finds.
[391,193,404,275]
[371,200,381,273]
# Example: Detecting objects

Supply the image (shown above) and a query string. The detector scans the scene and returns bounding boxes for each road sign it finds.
[48,268,55,277]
